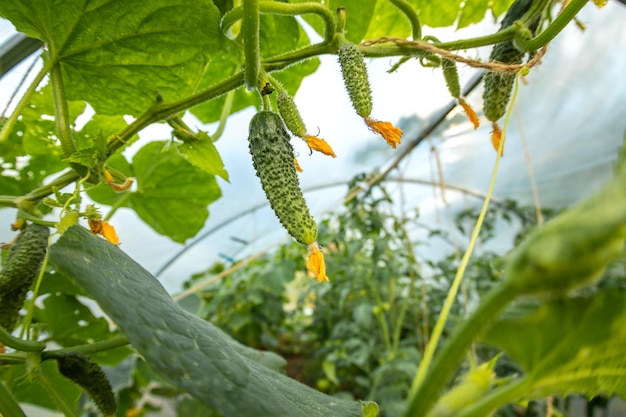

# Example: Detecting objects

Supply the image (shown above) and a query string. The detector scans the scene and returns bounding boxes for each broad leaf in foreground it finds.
[481,290,626,403]
[49,225,375,417]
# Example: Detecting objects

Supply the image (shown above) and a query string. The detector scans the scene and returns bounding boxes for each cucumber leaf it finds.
[87,141,221,243]
[49,225,373,417]
[0,0,224,116]
[482,290,626,399]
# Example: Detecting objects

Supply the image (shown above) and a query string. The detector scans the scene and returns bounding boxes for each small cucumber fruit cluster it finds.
[0,223,49,331]
[248,111,317,246]
[57,351,117,416]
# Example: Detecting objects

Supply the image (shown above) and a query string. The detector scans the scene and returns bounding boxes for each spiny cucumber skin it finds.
[338,42,373,118]
[57,352,117,416]
[248,111,317,246]
[0,224,49,331]
[482,0,534,122]
[442,58,461,99]
[482,44,524,122]
[276,91,307,138]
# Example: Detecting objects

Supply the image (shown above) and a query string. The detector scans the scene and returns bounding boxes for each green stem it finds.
[38,370,78,417]
[42,335,129,360]
[389,0,422,40]
[49,63,76,158]
[403,282,519,417]
[242,0,261,90]
[457,377,532,417]
[0,381,26,417]
[0,60,52,144]
[0,196,19,208]
[212,89,235,142]
[107,72,245,154]
[515,0,588,51]
[222,2,336,43]
[15,210,56,227]
[0,353,26,365]
[0,324,46,352]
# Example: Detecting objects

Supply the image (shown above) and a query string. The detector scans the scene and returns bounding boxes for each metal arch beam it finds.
[0,33,42,78]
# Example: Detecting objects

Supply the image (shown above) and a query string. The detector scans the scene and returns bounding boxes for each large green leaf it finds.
[49,225,374,417]
[0,0,224,116]
[88,141,221,243]
[364,1,412,40]
[482,290,626,399]
[129,141,221,242]
[177,131,229,181]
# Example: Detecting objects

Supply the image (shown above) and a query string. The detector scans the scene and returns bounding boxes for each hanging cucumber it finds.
[0,223,49,331]
[248,111,318,246]
[482,0,537,122]
[57,351,117,416]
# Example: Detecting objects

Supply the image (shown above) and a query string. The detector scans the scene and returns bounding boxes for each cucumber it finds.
[57,351,116,416]
[248,111,318,246]
[338,42,373,119]
[441,58,460,99]
[482,0,535,122]
[276,91,307,138]
[0,223,49,331]
[48,225,365,417]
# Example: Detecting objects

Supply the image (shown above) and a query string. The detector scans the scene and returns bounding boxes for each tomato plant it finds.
[1,1,625,416]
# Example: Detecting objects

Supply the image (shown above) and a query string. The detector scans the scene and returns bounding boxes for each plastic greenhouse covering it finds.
[0,2,625,293]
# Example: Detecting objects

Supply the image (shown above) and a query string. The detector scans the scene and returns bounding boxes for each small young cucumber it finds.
[441,58,461,99]
[57,351,117,416]
[276,91,307,138]
[0,223,49,331]
[338,42,373,119]
[482,0,534,122]
[248,111,318,246]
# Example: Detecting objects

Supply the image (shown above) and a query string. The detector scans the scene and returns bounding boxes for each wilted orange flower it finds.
[307,243,329,282]
[458,98,480,130]
[491,122,504,156]
[364,117,402,149]
[88,218,120,245]
[304,135,336,158]
[294,157,303,173]
[101,222,120,245]
[104,169,134,192]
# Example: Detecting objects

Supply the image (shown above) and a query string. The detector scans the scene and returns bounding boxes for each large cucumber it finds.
[248,111,318,246]
[0,223,49,331]
[48,225,368,417]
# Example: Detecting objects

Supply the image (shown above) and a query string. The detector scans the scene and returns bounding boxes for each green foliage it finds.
[89,141,221,243]
[484,290,626,400]
[0,0,224,115]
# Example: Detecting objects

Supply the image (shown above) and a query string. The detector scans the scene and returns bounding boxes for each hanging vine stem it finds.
[49,63,77,158]
[242,0,261,90]
[362,36,548,74]
[404,70,526,417]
